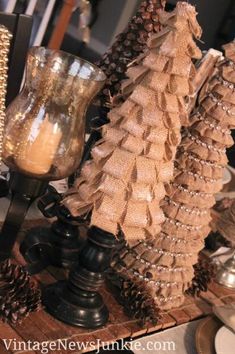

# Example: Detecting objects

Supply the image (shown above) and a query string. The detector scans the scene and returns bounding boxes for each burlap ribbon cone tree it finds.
[111,42,235,319]
[64,2,202,245]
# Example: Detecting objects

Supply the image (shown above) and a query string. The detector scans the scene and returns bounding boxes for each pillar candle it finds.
[15,114,62,175]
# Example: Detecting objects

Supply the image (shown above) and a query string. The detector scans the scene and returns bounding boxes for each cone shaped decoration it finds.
[97,0,166,109]
[0,260,41,324]
[111,41,235,320]
[64,2,202,244]
[186,259,217,297]
[74,0,167,173]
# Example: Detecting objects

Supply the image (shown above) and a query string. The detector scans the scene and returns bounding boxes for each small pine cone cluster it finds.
[97,0,166,109]
[186,259,217,297]
[0,260,41,324]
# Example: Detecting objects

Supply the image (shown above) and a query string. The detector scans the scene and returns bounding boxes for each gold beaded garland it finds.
[0,26,12,165]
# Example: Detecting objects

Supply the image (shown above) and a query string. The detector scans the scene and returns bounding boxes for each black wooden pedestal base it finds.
[20,205,85,272]
[21,224,82,270]
[43,281,108,328]
[43,226,117,328]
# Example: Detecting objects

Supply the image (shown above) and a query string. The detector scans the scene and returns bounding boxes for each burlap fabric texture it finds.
[111,41,235,313]
[64,2,202,244]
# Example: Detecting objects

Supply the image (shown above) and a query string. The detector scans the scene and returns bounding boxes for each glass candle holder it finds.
[2,47,106,180]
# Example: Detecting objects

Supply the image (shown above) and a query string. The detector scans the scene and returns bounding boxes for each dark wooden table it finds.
[1,220,235,354]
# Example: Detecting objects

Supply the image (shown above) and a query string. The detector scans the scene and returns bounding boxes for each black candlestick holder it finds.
[20,188,86,272]
[0,172,48,262]
[42,226,117,328]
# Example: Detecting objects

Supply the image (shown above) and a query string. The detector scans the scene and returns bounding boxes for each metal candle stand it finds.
[216,251,235,289]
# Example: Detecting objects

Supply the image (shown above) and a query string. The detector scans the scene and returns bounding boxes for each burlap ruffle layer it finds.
[162,202,211,226]
[175,153,224,179]
[200,95,235,129]
[165,183,215,208]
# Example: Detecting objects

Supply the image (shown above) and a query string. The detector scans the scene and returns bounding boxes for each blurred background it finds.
[0,0,234,61]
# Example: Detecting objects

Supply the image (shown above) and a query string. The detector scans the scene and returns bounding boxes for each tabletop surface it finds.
[0,219,235,354]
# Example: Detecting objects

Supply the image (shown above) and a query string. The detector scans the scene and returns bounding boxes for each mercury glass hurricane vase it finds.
[2,47,106,181]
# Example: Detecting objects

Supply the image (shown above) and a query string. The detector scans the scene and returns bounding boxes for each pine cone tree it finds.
[0,260,41,324]
[97,0,166,110]
[185,259,217,297]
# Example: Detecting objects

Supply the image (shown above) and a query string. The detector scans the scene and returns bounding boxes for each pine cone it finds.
[97,0,166,109]
[0,260,41,324]
[107,271,160,325]
[186,259,217,297]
